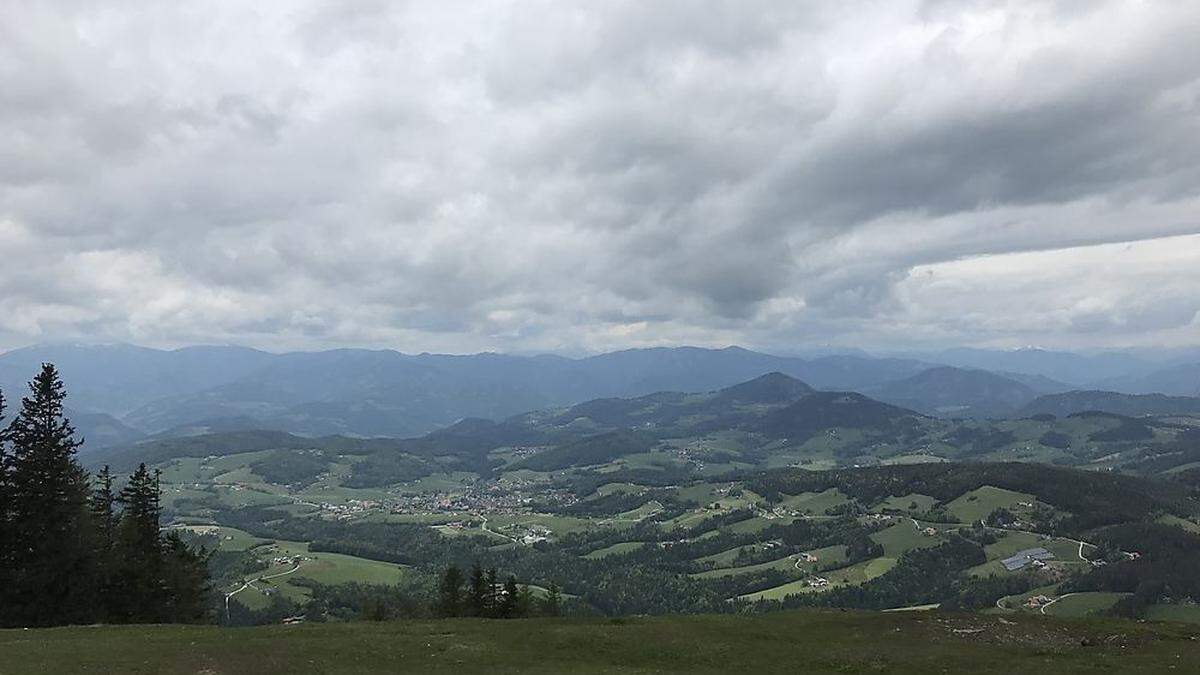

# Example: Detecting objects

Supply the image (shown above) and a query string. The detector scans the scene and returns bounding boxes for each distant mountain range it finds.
[1,342,1197,445]
[90,372,928,475]
[94,371,1200,481]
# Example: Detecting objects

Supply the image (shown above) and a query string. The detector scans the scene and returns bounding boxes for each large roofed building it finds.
[1001,547,1055,571]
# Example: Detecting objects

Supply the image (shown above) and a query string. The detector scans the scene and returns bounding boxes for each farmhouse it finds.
[1001,547,1055,571]
[1024,595,1052,608]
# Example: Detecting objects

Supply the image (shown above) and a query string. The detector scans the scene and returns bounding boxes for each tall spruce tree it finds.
[485,567,499,618]
[499,576,519,618]
[468,562,488,617]
[158,530,212,623]
[0,388,10,619]
[112,463,210,624]
[89,466,119,620]
[113,463,165,621]
[540,581,562,617]
[0,366,208,627]
[438,564,464,617]
[2,364,92,627]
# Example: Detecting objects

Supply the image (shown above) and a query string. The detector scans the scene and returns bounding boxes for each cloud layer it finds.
[2,1,1199,353]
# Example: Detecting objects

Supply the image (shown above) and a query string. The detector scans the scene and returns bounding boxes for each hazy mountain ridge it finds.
[1096,363,1200,397]
[0,344,273,416]
[1019,390,1200,418]
[867,366,1039,418]
[2,344,938,438]
[3,342,1197,441]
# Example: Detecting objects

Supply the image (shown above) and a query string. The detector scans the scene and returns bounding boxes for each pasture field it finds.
[869,521,942,557]
[872,493,938,513]
[8,610,1196,674]
[225,539,413,610]
[1044,593,1130,618]
[1145,604,1200,624]
[723,514,795,534]
[1158,513,1200,534]
[943,486,1039,523]
[171,524,267,551]
[485,513,595,538]
[738,556,896,601]
[776,488,850,515]
[694,542,779,567]
[690,553,804,579]
[615,499,664,520]
[967,531,1088,577]
[583,541,649,559]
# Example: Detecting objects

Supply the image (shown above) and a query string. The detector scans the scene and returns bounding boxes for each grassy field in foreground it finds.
[3,610,1200,674]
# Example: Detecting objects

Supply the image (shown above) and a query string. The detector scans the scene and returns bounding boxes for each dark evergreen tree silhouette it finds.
[111,463,164,620]
[2,364,92,627]
[438,564,464,617]
[0,366,209,628]
[514,583,534,618]
[468,562,488,617]
[0,389,10,617]
[540,581,562,617]
[499,575,520,618]
[89,466,119,620]
[485,567,499,617]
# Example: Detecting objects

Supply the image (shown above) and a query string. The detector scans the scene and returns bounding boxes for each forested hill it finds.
[867,366,1039,418]
[1018,390,1200,418]
[746,462,1197,533]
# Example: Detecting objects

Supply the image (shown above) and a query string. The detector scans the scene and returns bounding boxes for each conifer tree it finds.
[540,581,562,617]
[110,462,210,623]
[514,583,534,619]
[438,564,464,617]
[0,389,10,618]
[485,568,499,618]
[468,562,487,617]
[0,366,208,627]
[113,463,165,621]
[3,364,92,627]
[158,531,212,623]
[90,466,119,553]
[89,466,119,619]
[499,576,519,618]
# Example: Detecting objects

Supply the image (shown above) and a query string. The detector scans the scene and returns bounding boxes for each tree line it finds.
[437,562,561,619]
[0,364,210,627]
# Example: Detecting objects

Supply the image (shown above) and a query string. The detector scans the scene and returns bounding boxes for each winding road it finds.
[224,560,304,619]
[477,514,521,544]
[1040,592,1082,615]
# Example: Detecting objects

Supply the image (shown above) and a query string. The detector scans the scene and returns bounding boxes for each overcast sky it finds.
[2,1,1199,355]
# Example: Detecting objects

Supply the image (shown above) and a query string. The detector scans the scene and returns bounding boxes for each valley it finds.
[87,373,1200,626]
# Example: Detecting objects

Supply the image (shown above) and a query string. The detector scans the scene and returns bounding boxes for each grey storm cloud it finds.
[1,0,1199,354]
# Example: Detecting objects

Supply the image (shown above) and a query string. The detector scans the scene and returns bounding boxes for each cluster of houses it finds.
[511,524,552,545]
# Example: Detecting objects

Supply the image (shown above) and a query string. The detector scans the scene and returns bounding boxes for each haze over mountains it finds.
[1,342,1198,448]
